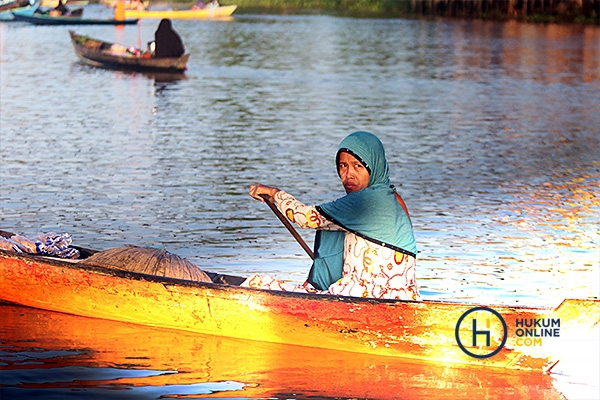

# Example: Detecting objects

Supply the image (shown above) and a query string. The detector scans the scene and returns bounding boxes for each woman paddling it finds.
[244,131,420,301]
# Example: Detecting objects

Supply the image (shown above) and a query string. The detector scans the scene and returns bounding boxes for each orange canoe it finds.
[0,247,597,372]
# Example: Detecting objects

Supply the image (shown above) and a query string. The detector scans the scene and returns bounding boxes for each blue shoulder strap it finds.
[306,230,344,290]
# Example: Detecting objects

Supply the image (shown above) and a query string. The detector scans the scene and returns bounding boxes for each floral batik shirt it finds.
[242,190,420,301]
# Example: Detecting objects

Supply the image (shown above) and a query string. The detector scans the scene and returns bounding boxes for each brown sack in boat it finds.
[81,245,211,283]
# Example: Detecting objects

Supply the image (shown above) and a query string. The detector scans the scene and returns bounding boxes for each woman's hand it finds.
[249,184,280,202]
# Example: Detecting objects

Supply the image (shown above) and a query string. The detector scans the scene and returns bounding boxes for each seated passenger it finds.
[113,0,125,21]
[154,19,185,58]
[244,131,420,301]
[51,0,70,16]
[191,0,206,10]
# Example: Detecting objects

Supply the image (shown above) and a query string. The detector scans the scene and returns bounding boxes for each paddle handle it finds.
[259,194,315,260]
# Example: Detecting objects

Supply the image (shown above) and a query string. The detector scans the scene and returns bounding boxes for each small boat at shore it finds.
[0,2,35,20]
[0,0,23,11]
[124,4,236,19]
[12,7,138,24]
[0,0,36,20]
[69,30,190,73]
[0,229,597,372]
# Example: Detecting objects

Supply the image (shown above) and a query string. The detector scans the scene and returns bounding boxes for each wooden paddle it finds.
[259,194,315,260]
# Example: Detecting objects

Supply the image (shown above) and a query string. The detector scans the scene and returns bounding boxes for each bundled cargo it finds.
[0,232,79,259]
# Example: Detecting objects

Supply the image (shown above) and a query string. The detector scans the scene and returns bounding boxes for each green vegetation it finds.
[211,0,599,24]
[218,0,410,17]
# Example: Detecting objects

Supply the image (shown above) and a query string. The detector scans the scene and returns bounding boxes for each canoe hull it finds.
[124,5,237,19]
[0,249,597,371]
[69,31,189,73]
[12,10,138,25]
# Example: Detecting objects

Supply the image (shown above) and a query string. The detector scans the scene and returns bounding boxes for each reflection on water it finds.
[70,63,189,84]
[0,9,599,398]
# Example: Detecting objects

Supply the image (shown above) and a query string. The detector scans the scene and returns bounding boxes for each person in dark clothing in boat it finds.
[154,19,185,58]
[52,0,70,16]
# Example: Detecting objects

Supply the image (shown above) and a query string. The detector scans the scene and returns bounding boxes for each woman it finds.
[244,131,420,301]
[51,0,70,16]
[154,19,185,58]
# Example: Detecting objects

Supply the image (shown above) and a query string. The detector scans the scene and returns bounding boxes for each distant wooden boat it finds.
[0,2,36,20]
[124,4,236,19]
[0,0,21,12]
[11,8,138,24]
[0,0,34,18]
[0,229,598,372]
[69,30,190,73]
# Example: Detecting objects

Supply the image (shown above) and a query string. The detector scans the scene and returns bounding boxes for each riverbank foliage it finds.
[215,0,599,24]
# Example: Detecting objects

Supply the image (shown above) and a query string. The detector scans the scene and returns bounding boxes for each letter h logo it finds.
[456,307,508,359]
[472,318,491,346]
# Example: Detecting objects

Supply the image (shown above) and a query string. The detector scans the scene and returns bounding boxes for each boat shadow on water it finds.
[147,71,187,83]
[70,61,187,83]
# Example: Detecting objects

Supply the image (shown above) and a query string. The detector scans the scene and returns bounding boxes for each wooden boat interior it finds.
[0,229,246,286]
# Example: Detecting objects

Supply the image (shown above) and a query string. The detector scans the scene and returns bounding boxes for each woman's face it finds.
[337,151,370,194]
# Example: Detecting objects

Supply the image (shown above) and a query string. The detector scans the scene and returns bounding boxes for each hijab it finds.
[154,19,185,58]
[307,131,417,290]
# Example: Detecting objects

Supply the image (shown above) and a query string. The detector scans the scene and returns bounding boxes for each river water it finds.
[1,5,599,399]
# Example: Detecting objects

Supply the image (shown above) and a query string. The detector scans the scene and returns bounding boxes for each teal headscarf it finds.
[307,131,417,290]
